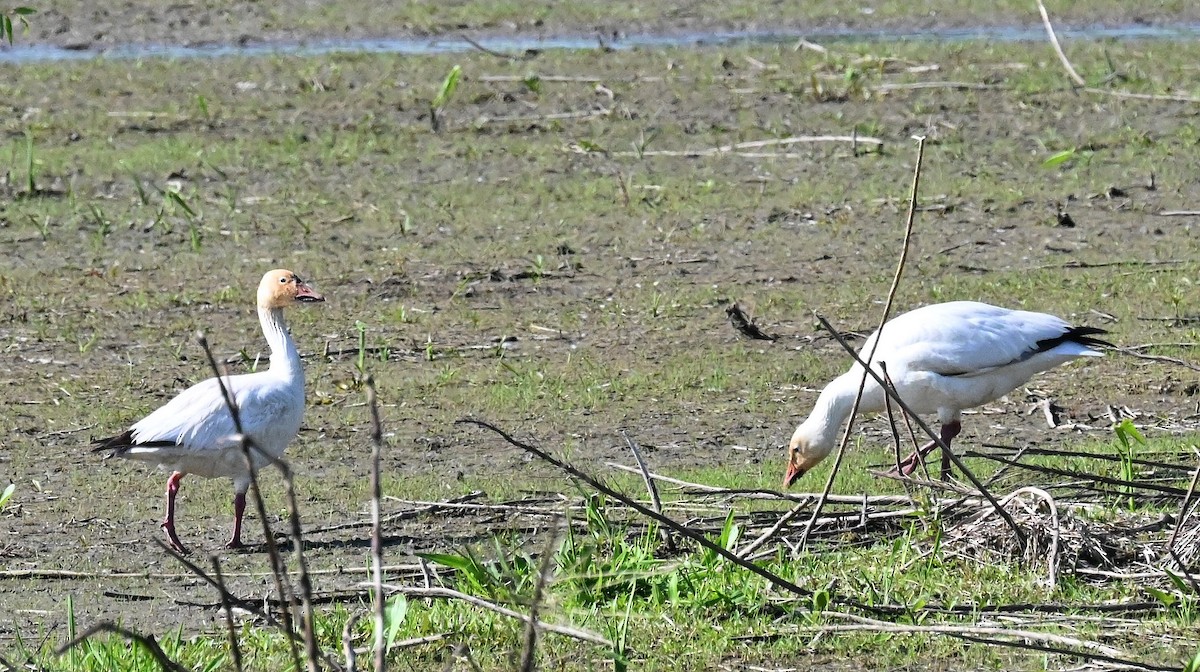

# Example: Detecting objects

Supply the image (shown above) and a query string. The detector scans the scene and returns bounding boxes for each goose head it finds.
[783,423,832,488]
[258,269,325,309]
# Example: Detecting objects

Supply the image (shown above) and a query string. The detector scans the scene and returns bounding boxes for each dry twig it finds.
[366,376,387,672]
[197,332,305,670]
[518,524,562,672]
[1035,0,1086,86]
[799,135,927,551]
[621,430,676,552]
[212,557,244,672]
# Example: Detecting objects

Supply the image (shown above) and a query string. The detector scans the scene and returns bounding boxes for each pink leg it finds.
[939,420,962,481]
[161,471,189,554]
[894,420,963,480]
[895,440,934,476]
[225,491,247,549]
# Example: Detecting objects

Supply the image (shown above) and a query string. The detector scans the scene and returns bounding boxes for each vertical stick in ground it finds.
[798,136,927,551]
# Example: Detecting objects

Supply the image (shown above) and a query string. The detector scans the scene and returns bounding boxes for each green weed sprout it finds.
[2,7,34,45]
[354,320,368,381]
[430,64,462,133]
[1113,418,1146,511]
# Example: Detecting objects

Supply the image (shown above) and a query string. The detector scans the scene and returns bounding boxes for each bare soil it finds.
[3,2,1200,667]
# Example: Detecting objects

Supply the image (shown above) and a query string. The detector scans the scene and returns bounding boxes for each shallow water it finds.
[3,22,1200,63]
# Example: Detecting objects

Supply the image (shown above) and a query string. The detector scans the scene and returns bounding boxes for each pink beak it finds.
[296,283,325,303]
[783,462,803,489]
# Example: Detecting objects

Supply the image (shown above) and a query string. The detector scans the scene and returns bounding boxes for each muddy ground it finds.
[3,2,1200,667]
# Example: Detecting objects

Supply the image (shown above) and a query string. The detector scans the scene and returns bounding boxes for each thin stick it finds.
[603,463,917,506]
[278,459,321,672]
[196,332,302,670]
[587,135,883,158]
[1083,88,1200,104]
[874,81,1004,92]
[457,419,887,617]
[56,623,189,672]
[798,136,926,551]
[366,376,387,672]
[1114,347,1200,373]
[155,539,282,627]
[343,612,363,672]
[879,363,911,477]
[353,633,450,656]
[518,524,562,672]
[786,618,1170,671]
[375,584,611,647]
[1166,458,1200,565]
[1035,0,1086,86]
[459,33,529,61]
[0,564,428,581]
[620,429,676,552]
[211,557,244,672]
[736,501,807,558]
[881,366,932,481]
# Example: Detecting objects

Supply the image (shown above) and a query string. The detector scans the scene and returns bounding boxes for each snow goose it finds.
[93,269,324,553]
[784,301,1111,487]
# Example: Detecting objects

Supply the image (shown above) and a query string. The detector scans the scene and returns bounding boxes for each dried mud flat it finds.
[3,2,1200,662]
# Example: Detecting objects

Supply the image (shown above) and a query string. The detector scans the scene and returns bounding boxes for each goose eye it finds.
[279,276,288,283]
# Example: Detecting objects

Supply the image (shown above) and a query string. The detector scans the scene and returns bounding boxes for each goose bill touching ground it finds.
[783,301,1111,487]
[92,269,324,553]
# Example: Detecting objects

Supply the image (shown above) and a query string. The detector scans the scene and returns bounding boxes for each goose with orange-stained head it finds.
[93,269,324,553]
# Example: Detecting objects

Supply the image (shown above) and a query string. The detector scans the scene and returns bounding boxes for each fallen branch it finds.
[794,610,1172,671]
[1084,89,1200,104]
[579,135,883,159]
[604,462,917,506]
[458,418,888,616]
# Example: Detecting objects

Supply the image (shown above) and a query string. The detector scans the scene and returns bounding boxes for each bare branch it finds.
[518,524,562,672]
[620,429,676,552]
[211,556,244,672]
[1035,0,1086,86]
[366,375,387,672]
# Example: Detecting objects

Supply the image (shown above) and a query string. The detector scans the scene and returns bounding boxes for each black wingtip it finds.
[1036,325,1114,352]
[91,429,134,455]
[91,429,178,455]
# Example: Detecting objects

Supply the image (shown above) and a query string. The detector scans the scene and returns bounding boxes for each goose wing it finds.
[862,301,1106,378]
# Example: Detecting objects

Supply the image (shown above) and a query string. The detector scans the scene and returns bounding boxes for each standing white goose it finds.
[784,301,1111,487]
[94,269,324,553]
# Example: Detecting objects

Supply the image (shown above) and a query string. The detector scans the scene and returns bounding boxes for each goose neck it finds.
[259,305,302,377]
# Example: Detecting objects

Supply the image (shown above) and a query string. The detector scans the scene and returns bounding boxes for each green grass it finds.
[30,437,1200,670]
[5,29,1200,672]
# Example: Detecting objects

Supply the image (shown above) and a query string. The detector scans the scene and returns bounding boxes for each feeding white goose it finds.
[93,269,324,553]
[784,301,1111,486]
